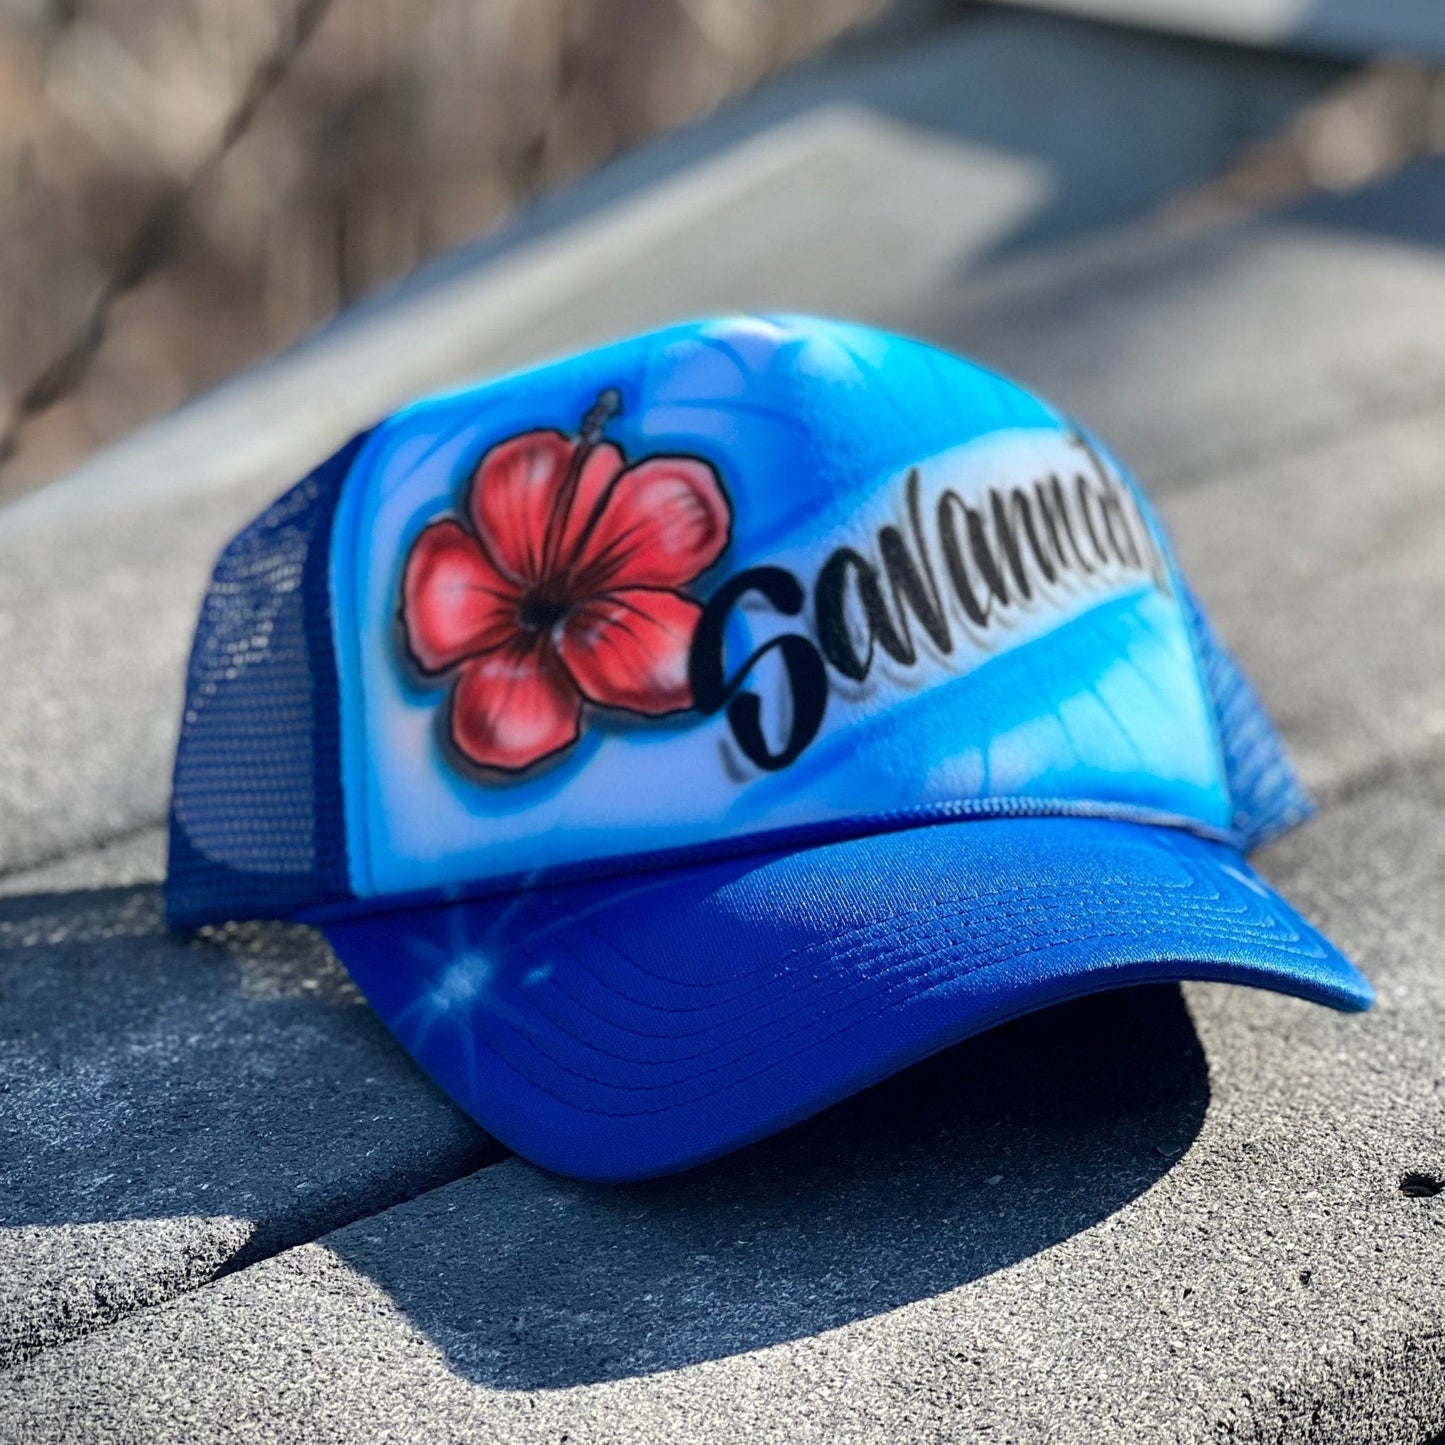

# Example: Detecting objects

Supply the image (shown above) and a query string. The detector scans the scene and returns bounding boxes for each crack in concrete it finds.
[0,1147,510,1376]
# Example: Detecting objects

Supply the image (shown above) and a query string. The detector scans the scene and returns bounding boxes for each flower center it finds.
[518,592,570,632]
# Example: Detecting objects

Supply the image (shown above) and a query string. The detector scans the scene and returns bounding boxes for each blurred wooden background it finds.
[0,0,886,499]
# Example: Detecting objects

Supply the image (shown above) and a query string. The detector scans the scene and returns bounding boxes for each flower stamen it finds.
[518,594,570,632]
[538,389,623,582]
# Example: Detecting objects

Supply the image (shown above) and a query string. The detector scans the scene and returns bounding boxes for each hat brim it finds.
[321,816,1370,1182]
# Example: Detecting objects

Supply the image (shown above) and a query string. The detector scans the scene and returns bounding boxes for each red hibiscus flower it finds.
[400,390,731,775]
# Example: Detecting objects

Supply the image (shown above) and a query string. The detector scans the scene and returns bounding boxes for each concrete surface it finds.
[5,185,1445,1433]
[988,0,1445,60]
[918,164,1445,496]
[5,8,1445,1443]
[0,838,497,1368]
[5,769,1445,1442]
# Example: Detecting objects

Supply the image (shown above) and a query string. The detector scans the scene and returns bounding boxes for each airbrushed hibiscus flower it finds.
[400,391,731,775]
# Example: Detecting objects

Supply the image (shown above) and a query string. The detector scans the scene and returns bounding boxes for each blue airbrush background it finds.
[329,315,1232,899]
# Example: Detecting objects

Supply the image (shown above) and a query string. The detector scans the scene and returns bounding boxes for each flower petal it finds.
[557,588,701,716]
[471,430,624,586]
[401,519,520,674]
[566,456,730,595]
[555,441,627,568]
[449,636,583,773]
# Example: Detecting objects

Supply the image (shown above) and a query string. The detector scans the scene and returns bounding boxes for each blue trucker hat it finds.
[166,315,1371,1181]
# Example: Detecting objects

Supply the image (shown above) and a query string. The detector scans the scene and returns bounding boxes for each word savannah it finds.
[689,432,1169,771]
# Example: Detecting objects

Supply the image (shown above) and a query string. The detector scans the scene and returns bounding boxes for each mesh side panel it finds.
[165,433,372,928]
[1182,585,1312,850]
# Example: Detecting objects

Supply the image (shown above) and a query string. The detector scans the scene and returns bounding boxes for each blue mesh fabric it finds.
[164,433,371,928]
[1181,585,1312,849]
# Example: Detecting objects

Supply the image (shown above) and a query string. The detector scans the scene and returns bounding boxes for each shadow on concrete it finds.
[327,982,1209,1388]
[0,883,500,1268]
[2,880,1208,1382]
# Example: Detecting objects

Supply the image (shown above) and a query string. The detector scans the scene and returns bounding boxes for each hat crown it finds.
[166,316,1308,927]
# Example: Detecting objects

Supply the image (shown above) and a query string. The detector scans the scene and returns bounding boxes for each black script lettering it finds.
[689,566,828,771]
[815,471,953,677]
[694,430,1171,776]
[814,548,894,681]
[940,489,1013,616]
[1097,484,1140,568]
[1074,432,1170,590]
[989,487,1058,601]
[1074,472,1111,566]
[936,491,993,626]
[1035,472,1093,576]
[875,470,953,661]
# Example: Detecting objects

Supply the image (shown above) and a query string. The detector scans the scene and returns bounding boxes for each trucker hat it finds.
[165,314,1372,1181]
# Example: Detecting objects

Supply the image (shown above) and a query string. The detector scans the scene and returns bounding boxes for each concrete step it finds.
[4,165,1445,1426]
[915,163,1445,496]
[0,834,497,1368]
[8,161,1444,889]
[5,12,1445,1437]
[5,759,1445,1441]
